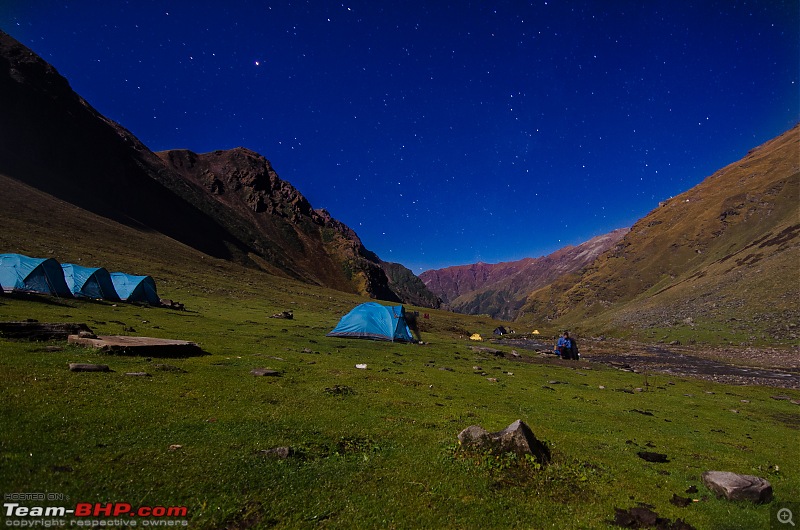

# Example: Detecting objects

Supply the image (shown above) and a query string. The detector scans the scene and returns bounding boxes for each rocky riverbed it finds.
[500,337,800,390]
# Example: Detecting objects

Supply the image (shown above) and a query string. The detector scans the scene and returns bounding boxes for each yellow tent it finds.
[532,330,540,335]
[469,333,483,341]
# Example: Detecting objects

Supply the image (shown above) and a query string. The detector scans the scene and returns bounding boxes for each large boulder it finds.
[702,471,773,503]
[458,419,550,464]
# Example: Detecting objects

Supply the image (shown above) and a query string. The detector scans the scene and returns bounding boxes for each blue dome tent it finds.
[109,272,160,305]
[0,253,72,298]
[61,263,120,301]
[326,302,414,342]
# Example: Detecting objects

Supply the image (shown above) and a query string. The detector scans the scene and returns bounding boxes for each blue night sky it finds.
[3,1,798,272]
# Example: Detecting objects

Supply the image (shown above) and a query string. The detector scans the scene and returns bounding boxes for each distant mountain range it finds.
[0,31,439,308]
[420,229,629,320]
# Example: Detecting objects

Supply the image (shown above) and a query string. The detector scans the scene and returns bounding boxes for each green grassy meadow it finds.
[1,271,798,529]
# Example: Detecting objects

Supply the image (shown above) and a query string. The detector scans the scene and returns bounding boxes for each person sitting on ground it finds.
[555,333,567,358]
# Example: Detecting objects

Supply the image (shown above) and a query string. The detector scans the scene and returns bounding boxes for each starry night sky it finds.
[3,1,798,272]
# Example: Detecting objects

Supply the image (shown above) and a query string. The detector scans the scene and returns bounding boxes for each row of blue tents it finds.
[0,253,159,304]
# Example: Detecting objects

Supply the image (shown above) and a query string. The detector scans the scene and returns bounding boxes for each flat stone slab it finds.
[69,363,111,372]
[702,471,773,503]
[68,335,203,358]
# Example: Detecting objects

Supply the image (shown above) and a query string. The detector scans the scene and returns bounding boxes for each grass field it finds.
[1,271,798,529]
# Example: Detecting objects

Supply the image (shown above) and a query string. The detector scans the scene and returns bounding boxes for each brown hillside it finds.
[519,125,800,345]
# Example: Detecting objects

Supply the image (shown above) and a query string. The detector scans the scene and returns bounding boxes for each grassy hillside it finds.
[519,125,800,346]
[2,270,798,529]
[1,174,799,529]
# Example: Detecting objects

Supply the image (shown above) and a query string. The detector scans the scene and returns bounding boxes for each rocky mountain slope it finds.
[519,125,799,344]
[0,30,438,307]
[420,229,628,319]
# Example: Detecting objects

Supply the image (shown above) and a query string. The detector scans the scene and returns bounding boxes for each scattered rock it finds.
[168,444,182,451]
[251,368,281,377]
[702,471,773,503]
[355,364,367,369]
[269,311,293,319]
[124,372,151,377]
[259,446,294,459]
[457,419,550,464]
[637,451,669,463]
[68,363,111,372]
[160,299,185,310]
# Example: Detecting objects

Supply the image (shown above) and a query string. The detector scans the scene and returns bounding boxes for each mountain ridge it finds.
[0,30,438,307]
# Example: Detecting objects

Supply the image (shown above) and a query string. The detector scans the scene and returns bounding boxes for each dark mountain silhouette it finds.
[0,30,438,307]
[420,229,628,319]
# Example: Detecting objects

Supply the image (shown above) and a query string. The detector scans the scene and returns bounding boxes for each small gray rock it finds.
[260,446,293,459]
[702,471,773,503]
[457,425,491,448]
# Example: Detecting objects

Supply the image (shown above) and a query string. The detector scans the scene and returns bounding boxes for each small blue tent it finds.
[327,302,413,342]
[110,272,160,305]
[61,264,120,301]
[0,253,72,297]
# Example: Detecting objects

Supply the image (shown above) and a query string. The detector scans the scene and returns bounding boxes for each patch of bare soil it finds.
[500,338,800,390]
